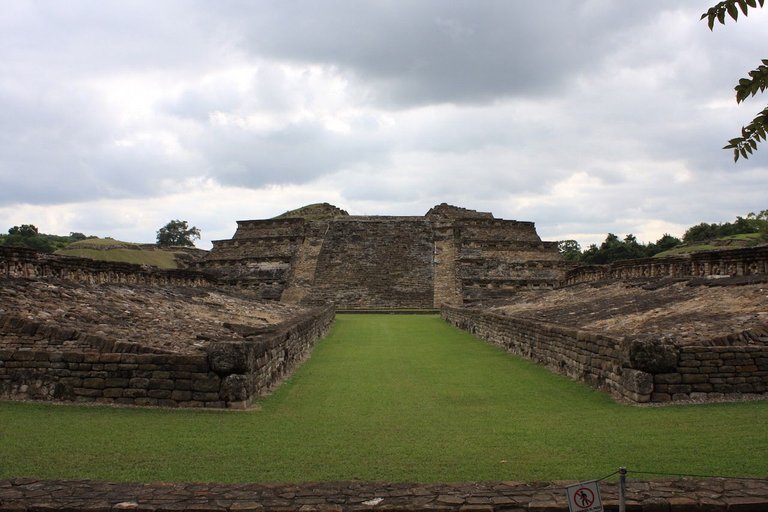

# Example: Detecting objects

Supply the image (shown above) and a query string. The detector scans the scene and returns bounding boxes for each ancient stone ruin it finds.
[1,203,767,407]
[199,203,567,308]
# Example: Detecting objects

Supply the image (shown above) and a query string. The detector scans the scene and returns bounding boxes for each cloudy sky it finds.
[1,1,767,249]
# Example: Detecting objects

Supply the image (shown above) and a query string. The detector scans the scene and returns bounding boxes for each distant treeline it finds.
[0,224,94,253]
[559,209,768,264]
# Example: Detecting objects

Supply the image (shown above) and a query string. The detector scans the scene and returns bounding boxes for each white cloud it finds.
[0,1,767,251]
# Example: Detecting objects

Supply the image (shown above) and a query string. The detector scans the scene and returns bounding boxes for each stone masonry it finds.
[2,476,767,511]
[200,203,566,309]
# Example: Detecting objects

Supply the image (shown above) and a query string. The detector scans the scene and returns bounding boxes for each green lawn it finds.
[1,314,766,483]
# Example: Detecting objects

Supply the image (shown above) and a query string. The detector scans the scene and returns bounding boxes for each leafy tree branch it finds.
[701,0,766,161]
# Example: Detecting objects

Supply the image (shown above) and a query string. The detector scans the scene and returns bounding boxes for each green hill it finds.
[273,202,349,221]
[55,238,207,269]
[653,232,766,258]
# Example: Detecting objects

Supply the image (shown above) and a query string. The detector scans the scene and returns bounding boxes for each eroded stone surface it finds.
[0,477,765,511]
[0,278,309,354]
[494,280,768,345]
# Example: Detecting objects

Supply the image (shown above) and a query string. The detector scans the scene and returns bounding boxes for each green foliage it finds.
[701,0,767,161]
[557,239,581,261]
[156,219,200,247]
[683,209,768,242]
[0,315,767,482]
[570,233,682,264]
[8,224,39,237]
[0,224,88,253]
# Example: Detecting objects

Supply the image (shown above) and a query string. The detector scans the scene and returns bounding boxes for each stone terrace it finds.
[493,278,768,346]
[0,278,308,354]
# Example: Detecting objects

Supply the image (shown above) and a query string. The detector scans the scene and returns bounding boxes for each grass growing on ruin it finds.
[55,239,179,268]
[1,314,768,483]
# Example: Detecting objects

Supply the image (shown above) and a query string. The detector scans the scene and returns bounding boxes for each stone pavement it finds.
[1,477,768,511]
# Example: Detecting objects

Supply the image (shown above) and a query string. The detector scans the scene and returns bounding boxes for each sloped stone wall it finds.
[0,306,334,408]
[441,305,768,403]
[307,218,435,309]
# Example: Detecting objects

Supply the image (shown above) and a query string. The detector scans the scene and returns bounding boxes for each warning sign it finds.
[565,480,603,512]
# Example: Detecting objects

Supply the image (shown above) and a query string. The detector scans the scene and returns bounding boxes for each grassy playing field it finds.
[1,314,766,483]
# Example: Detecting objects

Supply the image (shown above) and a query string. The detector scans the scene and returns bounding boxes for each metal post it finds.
[619,467,627,512]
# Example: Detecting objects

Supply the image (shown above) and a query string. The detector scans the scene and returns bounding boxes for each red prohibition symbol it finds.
[573,487,595,509]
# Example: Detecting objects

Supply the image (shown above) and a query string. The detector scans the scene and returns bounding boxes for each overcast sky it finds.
[1,1,767,249]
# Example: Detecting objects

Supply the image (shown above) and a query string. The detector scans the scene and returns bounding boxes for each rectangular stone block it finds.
[103,388,124,398]
[99,353,122,363]
[654,373,681,384]
[148,378,174,390]
[104,378,129,388]
[681,374,708,384]
[134,397,158,407]
[174,379,192,390]
[82,378,105,389]
[129,377,149,388]
[171,390,192,401]
[192,376,221,392]
[62,353,84,363]
[192,391,220,401]
[73,387,102,397]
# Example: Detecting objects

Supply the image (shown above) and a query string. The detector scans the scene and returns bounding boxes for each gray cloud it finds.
[221,0,678,107]
[1,0,767,251]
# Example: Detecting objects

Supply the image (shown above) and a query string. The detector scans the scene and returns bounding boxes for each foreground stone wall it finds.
[0,306,334,408]
[0,246,214,287]
[441,306,768,403]
[565,246,768,285]
[4,477,767,512]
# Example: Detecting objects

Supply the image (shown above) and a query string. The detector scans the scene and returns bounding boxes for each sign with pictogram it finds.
[565,480,603,512]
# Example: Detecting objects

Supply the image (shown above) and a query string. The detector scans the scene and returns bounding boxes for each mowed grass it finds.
[1,314,767,483]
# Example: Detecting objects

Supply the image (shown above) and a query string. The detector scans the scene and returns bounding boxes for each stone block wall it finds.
[201,204,565,308]
[441,306,768,403]
[651,344,768,401]
[306,218,435,309]
[0,306,335,408]
[0,247,214,287]
[202,219,307,298]
[565,246,768,285]
[453,220,565,304]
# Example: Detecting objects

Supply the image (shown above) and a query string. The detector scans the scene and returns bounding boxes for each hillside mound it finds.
[55,238,207,269]
[273,203,349,221]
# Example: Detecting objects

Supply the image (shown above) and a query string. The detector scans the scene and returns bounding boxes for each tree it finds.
[702,0,767,161]
[558,240,582,261]
[156,220,201,247]
[8,224,39,237]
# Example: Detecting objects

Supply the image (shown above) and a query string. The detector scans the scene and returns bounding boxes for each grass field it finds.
[1,314,767,483]
[55,239,179,269]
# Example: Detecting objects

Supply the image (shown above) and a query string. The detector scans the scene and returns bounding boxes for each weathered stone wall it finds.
[306,218,435,309]
[453,219,566,304]
[0,246,214,287]
[441,305,768,403]
[652,343,768,402]
[565,246,768,285]
[0,306,334,408]
[202,219,307,299]
[201,204,565,308]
